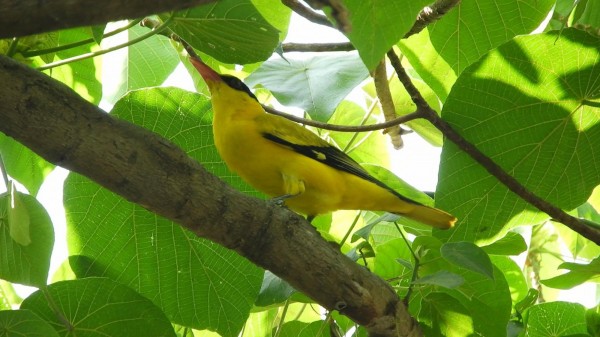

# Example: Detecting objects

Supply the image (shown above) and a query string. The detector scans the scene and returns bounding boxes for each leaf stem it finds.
[387,48,600,245]
[0,154,8,189]
[395,222,419,304]
[41,286,74,331]
[36,16,173,71]
[6,38,20,57]
[22,19,142,58]
[339,211,362,247]
[274,298,291,337]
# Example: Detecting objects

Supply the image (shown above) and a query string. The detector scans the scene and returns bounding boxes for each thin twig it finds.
[373,59,403,149]
[404,0,462,38]
[0,154,9,189]
[264,105,422,132]
[22,19,142,58]
[37,15,174,71]
[282,42,354,52]
[387,49,600,245]
[140,18,423,133]
[281,0,333,27]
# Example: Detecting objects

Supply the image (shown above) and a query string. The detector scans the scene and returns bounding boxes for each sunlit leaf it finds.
[246,53,368,122]
[21,278,176,337]
[437,29,600,244]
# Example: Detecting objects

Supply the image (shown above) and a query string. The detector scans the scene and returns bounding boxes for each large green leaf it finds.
[21,278,176,337]
[436,29,600,244]
[524,301,588,336]
[102,24,180,105]
[0,134,54,197]
[166,0,279,64]
[64,88,262,337]
[341,0,430,70]
[0,192,53,287]
[0,309,59,337]
[398,30,457,102]
[45,27,102,104]
[428,0,556,74]
[246,53,369,122]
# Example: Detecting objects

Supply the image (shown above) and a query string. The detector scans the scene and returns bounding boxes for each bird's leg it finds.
[271,173,306,207]
[270,193,295,206]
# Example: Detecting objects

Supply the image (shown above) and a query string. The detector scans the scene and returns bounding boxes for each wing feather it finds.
[258,114,422,206]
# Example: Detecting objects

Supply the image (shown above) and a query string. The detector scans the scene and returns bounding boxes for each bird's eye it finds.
[220,75,258,101]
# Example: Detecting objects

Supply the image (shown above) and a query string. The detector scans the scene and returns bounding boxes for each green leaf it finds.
[412,239,512,336]
[243,309,278,337]
[514,288,539,317]
[255,271,296,307]
[417,292,475,336]
[413,270,465,289]
[7,181,31,246]
[327,100,390,165]
[276,321,330,337]
[0,192,53,287]
[167,0,279,64]
[555,203,600,260]
[587,305,600,337]
[491,256,528,309]
[46,27,102,104]
[0,309,59,337]
[0,135,54,196]
[437,29,600,244]
[341,0,430,70]
[102,24,180,105]
[0,280,22,309]
[89,24,106,45]
[481,232,528,255]
[364,75,444,146]
[574,0,600,29]
[21,278,176,337]
[373,238,412,282]
[246,53,369,122]
[398,29,457,102]
[524,302,588,336]
[541,257,600,289]
[251,0,292,38]
[428,0,555,74]
[441,242,494,279]
[64,88,262,337]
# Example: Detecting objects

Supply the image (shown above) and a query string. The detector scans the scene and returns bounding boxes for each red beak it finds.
[190,57,222,85]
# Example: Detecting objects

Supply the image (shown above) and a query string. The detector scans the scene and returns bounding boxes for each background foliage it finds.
[1,0,600,336]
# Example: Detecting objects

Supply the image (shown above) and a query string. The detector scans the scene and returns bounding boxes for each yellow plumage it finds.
[191,57,456,229]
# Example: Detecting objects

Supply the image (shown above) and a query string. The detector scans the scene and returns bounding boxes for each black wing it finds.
[262,132,422,205]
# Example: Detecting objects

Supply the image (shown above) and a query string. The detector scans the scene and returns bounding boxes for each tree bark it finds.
[0,55,420,336]
[0,0,215,39]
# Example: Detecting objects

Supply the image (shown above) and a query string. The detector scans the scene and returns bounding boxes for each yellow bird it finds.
[190,57,456,229]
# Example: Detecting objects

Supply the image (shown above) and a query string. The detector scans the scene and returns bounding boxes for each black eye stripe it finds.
[220,75,258,101]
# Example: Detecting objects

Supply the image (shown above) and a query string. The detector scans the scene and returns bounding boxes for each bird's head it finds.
[190,57,257,102]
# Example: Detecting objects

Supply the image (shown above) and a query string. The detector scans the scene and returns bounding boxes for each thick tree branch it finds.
[386,50,600,246]
[282,42,354,52]
[0,0,215,39]
[0,55,421,336]
[404,0,462,38]
[281,0,333,27]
